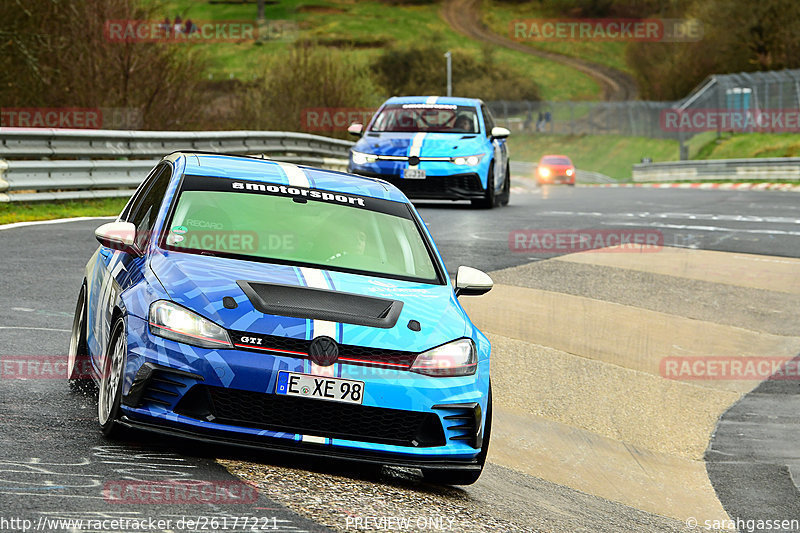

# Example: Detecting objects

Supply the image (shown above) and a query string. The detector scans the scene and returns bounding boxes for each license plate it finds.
[403,168,426,179]
[275,371,364,405]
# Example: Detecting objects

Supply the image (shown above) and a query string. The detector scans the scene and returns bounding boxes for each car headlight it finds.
[351,150,378,165]
[538,167,551,177]
[451,154,485,166]
[149,300,232,349]
[566,168,575,176]
[410,338,477,377]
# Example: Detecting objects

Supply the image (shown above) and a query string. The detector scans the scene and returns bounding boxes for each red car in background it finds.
[537,155,575,186]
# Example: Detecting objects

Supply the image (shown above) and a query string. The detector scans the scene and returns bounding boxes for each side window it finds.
[481,106,496,137]
[121,164,163,222]
[129,164,172,251]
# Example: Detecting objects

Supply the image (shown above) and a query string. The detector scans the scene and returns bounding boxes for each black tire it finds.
[471,162,495,209]
[423,385,493,485]
[98,318,128,439]
[499,163,510,206]
[68,284,96,392]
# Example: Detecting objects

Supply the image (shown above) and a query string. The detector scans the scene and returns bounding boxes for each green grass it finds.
[148,0,600,100]
[695,133,800,159]
[509,132,800,181]
[0,198,128,225]
[483,0,632,74]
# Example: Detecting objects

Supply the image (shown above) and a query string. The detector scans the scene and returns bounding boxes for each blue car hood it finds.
[149,249,468,353]
[355,132,485,158]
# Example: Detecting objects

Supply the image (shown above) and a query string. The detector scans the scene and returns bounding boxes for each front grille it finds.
[122,363,201,409]
[354,171,484,199]
[229,330,418,369]
[174,385,446,448]
[432,403,482,449]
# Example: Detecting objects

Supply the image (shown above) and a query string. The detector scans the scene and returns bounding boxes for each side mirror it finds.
[490,126,510,139]
[347,123,364,137]
[95,221,141,255]
[454,266,493,297]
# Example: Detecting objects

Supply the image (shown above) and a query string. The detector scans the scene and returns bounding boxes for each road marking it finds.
[608,221,800,237]
[0,216,116,232]
[541,211,800,224]
[0,326,70,332]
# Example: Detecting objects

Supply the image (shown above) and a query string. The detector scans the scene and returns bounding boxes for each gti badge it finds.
[308,336,339,366]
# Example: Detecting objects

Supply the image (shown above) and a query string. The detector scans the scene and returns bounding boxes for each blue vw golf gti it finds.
[347,96,511,208]
[68,152,494,485]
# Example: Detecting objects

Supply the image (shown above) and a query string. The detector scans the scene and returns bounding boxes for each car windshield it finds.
[542,157,572,165]
[370,104,480,133]
[163,175,440,283]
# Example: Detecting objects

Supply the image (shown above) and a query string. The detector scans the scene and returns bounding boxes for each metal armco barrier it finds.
[0,128,353,202]
[633,158,800,182]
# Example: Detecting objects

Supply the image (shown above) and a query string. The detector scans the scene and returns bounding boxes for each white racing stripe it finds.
[277,161,311,189]
[297,266,340,445]
[300,267,338,377]
[408,132,426,168]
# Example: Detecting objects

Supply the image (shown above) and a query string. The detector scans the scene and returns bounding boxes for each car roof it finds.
[168,152,409,203]
[383,96,484,107]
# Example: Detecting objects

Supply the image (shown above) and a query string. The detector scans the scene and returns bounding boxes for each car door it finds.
[88,163,172,369]
[481,105,507,192]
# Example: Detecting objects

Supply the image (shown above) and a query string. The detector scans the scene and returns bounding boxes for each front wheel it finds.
[98,318,128,439]
[68,284,95,392]
[499,163,510,206]
[423,386,492,485]
[471,163,495,209]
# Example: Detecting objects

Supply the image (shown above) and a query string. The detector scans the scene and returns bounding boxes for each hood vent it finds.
[237,280,404,329]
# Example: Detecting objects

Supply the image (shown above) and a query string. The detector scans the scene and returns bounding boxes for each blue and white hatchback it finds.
[68,152,495,485]
[347,96,511,208]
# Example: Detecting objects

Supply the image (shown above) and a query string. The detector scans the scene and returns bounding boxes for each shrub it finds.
[372,44,540,101]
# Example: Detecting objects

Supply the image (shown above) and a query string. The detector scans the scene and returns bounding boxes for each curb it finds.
[582,182,800,192]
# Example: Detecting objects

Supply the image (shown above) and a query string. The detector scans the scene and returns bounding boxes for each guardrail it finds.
[0,128,354,202]
[0,129,355,160]
[633,158,800,182]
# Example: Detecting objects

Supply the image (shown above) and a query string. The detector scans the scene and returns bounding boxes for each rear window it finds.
[370,104,480,133]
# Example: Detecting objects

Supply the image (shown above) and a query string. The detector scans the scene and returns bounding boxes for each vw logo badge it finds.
[308,336,339,366]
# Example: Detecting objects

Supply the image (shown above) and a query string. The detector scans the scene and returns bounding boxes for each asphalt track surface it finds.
[1,183,798,531]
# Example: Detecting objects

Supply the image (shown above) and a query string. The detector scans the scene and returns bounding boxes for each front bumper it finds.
[116,415,482,472]
[353,170,485,200]
[538,172,575,184]
[119,314,489,463]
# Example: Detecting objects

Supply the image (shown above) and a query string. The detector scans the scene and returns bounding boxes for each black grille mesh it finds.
[175,385,445,448]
